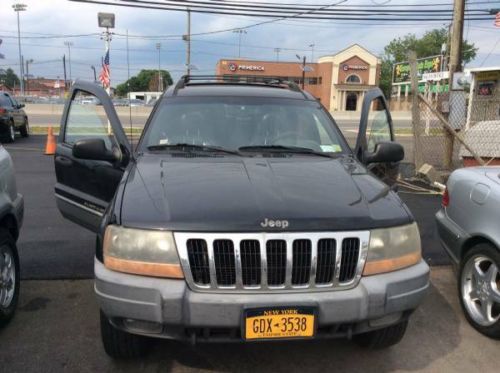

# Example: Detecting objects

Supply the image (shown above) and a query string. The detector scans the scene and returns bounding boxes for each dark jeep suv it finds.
[54,77,429,358]
[0,92,29,143]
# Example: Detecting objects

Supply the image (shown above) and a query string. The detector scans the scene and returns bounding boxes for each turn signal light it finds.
[0,108,7,114]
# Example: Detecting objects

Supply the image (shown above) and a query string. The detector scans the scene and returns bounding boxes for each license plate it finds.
[244,307,316,340]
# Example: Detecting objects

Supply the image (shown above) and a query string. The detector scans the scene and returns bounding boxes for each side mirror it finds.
[364,141,404,164]
[17,104,25,109]
[72,138,120,162]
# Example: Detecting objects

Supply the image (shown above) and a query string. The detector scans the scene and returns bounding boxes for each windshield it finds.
[140,97,348,154]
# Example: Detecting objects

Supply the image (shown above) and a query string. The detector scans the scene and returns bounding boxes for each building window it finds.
[346,74,362,84]
[305,77,318,85]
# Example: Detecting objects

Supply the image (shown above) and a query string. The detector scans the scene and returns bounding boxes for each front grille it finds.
[177,232,369,292]
[186,239,210,285]
[266,240,287,286]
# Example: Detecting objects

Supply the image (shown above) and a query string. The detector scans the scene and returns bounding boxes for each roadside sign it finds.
[54,80,61,89]
[422,71,449,82]
[393,55,443,84]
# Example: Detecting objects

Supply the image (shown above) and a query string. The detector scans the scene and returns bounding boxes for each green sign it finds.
[393,55,443,84]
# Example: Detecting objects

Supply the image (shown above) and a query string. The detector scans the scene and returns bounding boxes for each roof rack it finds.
[172,75,307,98]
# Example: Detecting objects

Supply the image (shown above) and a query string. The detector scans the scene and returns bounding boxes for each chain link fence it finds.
[409,87,500,174]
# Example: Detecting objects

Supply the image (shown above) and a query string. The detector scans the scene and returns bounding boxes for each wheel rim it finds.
[9,124,15,141]
[0,245,16,308]
[462,255,500,326]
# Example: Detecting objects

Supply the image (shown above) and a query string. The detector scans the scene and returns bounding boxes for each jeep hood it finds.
[120,155,412,231]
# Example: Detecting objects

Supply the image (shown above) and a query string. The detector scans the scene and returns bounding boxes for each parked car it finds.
[0,92,30,143]
[0,145,24,327]
[54,77,429,358]
[436,166,500,339]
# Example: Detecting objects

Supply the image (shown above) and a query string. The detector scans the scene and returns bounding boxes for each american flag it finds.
[99,49,110,88]
[495,12,500,28]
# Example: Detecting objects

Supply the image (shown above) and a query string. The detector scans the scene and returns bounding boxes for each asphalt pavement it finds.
[5,135,445,281]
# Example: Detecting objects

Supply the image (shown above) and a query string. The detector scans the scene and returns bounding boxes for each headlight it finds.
[103,225,184,278]
[363,222,421,276]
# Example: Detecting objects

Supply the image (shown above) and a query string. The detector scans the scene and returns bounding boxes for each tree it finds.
[0,68,20,89]
[115,69,173,97]
[379,28,477,97]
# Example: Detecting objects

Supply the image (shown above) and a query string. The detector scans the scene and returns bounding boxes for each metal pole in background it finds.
[409,51,423,171]
[64,41,73,85]
[156,43,162,91]
[126,29,133,150]
[184,9,191,76]
[12,3,27,96]
[25,58,33,95]
[309,43,315,62]
[233,29,247,58]
[62,55,67,93]
[274,48,281,62]
[302,56,306,89]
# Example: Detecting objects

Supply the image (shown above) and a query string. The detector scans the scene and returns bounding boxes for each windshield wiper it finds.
[238,145,334,158]
[147,143,241,155]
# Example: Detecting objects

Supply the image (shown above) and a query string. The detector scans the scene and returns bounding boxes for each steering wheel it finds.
[270,131,323,152]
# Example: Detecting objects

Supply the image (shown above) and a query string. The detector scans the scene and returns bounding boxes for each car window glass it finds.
[64,90,115,149]
[366,97,392,153]
[7,95,18,107]
[0,94,13,108]
[143,98,345,154]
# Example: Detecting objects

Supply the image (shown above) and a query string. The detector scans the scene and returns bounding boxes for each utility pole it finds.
[274,48,281,62]
[233,29,247,58]
[156,43,162,91]
[445,0,466,169]
[302,56,306,89]
[64,41,73,84]
[409,51,423,170]
[62,55,67,93]
[12,3,27,96]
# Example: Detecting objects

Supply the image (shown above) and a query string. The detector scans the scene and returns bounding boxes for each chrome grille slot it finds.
[176,232,369,293]
[316,239,336,284]
[266,240,287,286]
[186,239,210,285]
[240,240,261,286]
[339,238,360,282]
[292,239,311,285]
[213,240,236,286]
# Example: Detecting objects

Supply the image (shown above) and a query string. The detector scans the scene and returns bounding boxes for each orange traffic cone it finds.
[44,126,56,155]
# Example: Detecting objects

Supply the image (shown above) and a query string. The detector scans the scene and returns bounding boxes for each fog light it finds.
[123,318,163,334]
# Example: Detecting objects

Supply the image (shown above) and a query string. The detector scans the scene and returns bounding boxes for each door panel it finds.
[354,88,399,184]
[55,81,130,232]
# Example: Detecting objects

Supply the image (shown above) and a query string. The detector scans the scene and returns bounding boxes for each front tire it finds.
[100,310,150,359]
[20,118,29,138]
[354,320,408,349]
[0,229,20,328]
[459,243,500,339]
[3,121,15,143]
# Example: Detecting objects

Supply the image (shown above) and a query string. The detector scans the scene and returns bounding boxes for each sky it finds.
[0,0,499,86]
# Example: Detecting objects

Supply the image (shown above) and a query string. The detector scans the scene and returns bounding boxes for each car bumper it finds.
[95,258,429,342]
[435,209,468,266]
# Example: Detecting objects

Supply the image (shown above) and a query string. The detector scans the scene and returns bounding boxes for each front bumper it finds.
[435,209,468,266]
[95,258,429,341]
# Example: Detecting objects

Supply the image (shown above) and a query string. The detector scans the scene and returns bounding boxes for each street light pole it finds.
[233,29,247,58]
[12,3,26,96]
[25,58,33,95]
[156,43,162,92]
[274,48,281,62]
[309,43,315,62]
[64,41,73,84]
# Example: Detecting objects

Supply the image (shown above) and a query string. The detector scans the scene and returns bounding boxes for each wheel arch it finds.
[461,235,499,259]
[0,213,19,241]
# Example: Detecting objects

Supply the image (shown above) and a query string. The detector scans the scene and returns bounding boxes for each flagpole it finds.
[104,26,111,134]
